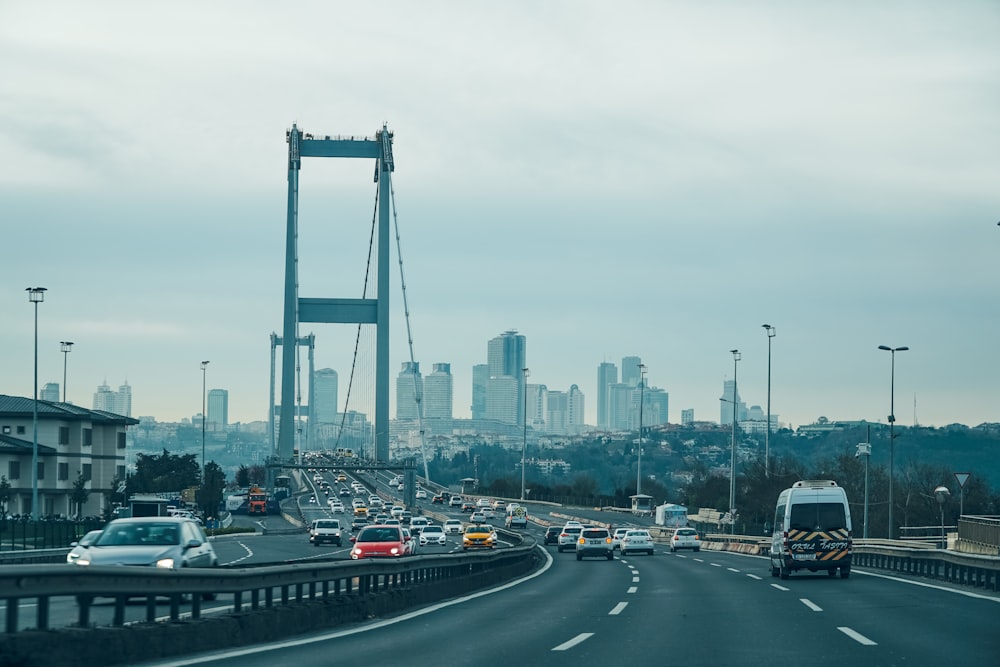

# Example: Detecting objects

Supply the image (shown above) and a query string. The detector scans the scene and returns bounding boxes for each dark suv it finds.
[544,526,561,545]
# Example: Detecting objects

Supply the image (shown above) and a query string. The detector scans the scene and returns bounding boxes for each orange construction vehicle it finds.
[248,487,269,515]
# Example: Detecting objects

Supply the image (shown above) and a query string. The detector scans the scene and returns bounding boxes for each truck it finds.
[114,494,171,518]
[247,487,269,515]
[769,480,853,580]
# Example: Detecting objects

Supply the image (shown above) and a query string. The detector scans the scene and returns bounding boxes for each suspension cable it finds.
[390,182,431,483]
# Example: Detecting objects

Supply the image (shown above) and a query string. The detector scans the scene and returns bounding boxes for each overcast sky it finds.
[2,1,998,431]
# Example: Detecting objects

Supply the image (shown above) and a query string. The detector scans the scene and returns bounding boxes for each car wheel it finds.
[840,566,851,579]
[576,553,582,561]
[648,550,654,556]
[694,547,700,552]
[606,552,613,560]
[202,592,217,601]
[621,549,628,556]
[780,565,790,580]
[770,564,779,577]
[670,546,676,552]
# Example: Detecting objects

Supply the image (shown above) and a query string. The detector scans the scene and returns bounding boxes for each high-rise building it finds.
[607,383,634,431]
[681,408,695,425]
[313,368,339,423]
[567,384,585,433]
[621,356,642,387]
[396,362,423,420]
[471,364,488,419]
[115,382,132,418]
[546,390,568,435]
[487,330,527,425]
[93,381,132,417]
[597,362,617,429]
[485,375,518,424]
[720,379,746,424]
[93,381,115,412]
[40,383,60,402]
[207,388,228,429]
[642,387,669,426]
[526,383,547,428]
[424,363,453,419]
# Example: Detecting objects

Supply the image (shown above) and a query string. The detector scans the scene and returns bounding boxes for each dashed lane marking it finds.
[838,627,877,645]
[771,584,790,591]
[627,586,637,594]
[746,574,763,580]
[609,602,628,615]
[800,598,822,612]
[552,633,595,651]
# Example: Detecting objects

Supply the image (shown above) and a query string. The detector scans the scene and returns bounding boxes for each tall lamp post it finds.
[729,349,740,532]
[521,368,529,501]
[27,287,47,520]
[878,345,908,538]
[201,360,210,484]
[60,341,74,402]
[637,363,646,496]
[762,325,775,477]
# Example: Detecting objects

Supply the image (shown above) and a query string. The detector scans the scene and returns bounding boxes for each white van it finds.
[769,480,852,579]
[505,503,528,529]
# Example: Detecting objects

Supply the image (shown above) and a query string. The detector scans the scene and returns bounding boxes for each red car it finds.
[350,525,409,559]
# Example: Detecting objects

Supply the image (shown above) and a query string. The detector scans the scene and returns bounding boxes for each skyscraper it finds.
[487,330,526,425]
[597,362,617,429]
[567,384,585,433]
[207,388,228,429]
[93,381,132,417]
[471,364,488,419]
[720,379,746,424]
[313,368,339,423]
[396,361,423,420]
[621,356,642,387]
[40,383,60,402]
[424,363,453,419]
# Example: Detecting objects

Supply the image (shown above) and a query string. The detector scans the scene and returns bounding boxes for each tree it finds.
[235,465,250,488]
[131,449,200,493]
[196,461,226,518]
[70,473,90,518]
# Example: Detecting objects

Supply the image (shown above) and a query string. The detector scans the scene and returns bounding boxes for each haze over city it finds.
[2,1,998,430]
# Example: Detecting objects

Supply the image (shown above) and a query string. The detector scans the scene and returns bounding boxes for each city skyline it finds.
[2,3,998,430]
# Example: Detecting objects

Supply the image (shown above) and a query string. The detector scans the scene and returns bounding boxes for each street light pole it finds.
[730,349,740,532]
[878,345,908,538]
[60,341,74,403]
[521,368,529,501]
[637,363,646,496]
[762,325,775,477]
[201,360,210,484]
[27,287,47,520]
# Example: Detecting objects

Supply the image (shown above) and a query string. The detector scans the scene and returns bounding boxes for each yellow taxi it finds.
[462,523,496,551]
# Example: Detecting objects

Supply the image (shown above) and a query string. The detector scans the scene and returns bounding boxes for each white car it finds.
[419,524,448,546]
[409,517,431,534]
[670,527,701,552]
[469,511,487,523]
[415,489,427,499]
[476,498,491,508]
[443,519,463,534]
[620,529,655,556]
[611,528,630,550]
[479,507,496,519]
[390,505,405,518]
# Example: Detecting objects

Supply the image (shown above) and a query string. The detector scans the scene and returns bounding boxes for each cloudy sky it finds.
[2,1,998,431]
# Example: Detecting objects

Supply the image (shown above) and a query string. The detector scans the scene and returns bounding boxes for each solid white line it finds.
[609,602,628,615]
[627,586,637,594]
[800,598,822,612]
[771,584,790,591]
[746,574,763,580]
[855,569,1000,603]
[142,547,557,666]
[552,633,595,651]
[838,626,877,645]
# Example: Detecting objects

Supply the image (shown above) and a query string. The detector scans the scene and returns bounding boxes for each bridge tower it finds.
[269,332,315,455]
[278,124,394,463]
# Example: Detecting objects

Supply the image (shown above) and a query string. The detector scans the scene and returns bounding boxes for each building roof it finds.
[0,395,139,425]
[0,433,58,455]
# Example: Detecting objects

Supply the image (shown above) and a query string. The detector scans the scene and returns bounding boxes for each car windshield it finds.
[582,530,607,538]
[423,526,442,533]
[358,527,400,542]
[97,522,180,546]
[316,521,338,529]
[627,531,649,537]
[465,525,489,534]
[789,503,847,532]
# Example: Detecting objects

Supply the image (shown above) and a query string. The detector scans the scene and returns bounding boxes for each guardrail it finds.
[957,515,1000,555]
[0,540,540,667]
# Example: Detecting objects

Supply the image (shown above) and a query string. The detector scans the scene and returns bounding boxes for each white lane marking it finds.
[710,563,722,567]
[838,627,877,645]
[727,567,740,573]
[553,633,595,651]
[221,541,254,566]
[771,584,790,591]
[800,598,822,612]
[746,574,763,580]
[855,569,1000,603]
[143,546,556,666]
[632,576,640,583]
[627,586,637,594]
[609,602,628,615]
[675,554,688,559]
[692,557,702,562]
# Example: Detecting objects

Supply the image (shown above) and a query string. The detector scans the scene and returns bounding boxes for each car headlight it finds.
[73,558,90,566]
[156,557,177,569]
[390,547,400,555]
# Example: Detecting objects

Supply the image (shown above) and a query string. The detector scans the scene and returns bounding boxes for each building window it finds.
[1,426,9,434]
[59,462,69,481]
[59,427,70,445]
[8,462,19,480]
[37,462,44,481]
[82,464,92,482]
[117,465,126,479]
[117,432,127,449]
[83,429,93,446]
[16,425,25,435]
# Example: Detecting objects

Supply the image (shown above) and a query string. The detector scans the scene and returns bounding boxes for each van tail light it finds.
[578,537,585,544]
[694,535,699,541]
